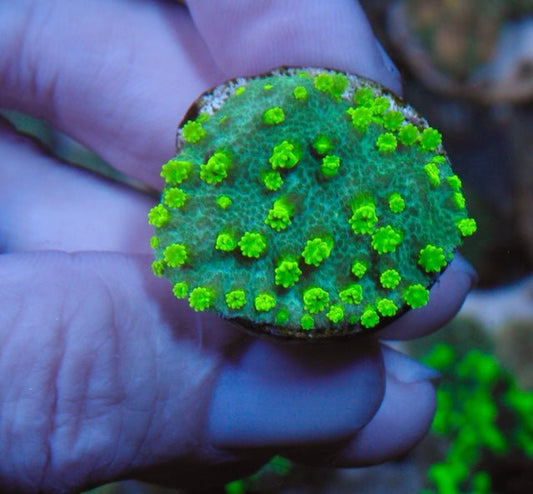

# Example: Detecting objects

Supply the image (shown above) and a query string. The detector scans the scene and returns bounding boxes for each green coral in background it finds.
[420,344,533,494]
[149,68,476,339]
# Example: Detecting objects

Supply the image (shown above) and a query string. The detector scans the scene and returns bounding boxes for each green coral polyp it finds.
[371,226,403,254]
[163,243,188,267]
[404,284,430,309]
[239,232,267,258]
[255,293,276,312]
[269,140,301,169]
[182,120,206,143]
[303,287,330,314]
[313,135,333,155]
[215,232,237,252]
[398,123,419,146]
[420,127,442,151]
[300,313,315,330]
[200,151,232,185]
[189,287,215,311]
[376,132,398,153]
[148,204,170,228]
[150,67,476,339]
[263,171,283,191]
[380,269,401,289]
[265,199,293,231]
[293,86,308,100]
[302,237,333,266]
[418,244,447,273]
[161,159,194,184]
[321,155,341,177]
[173,282,189,299]
[351,260,368,278]
[457,218,477,237]
[354,87,374,106]
[226,290,246,309]
[216,195,232,209]
[347,106,372,132]
[339,283,364,305]
[326,304,344,323]
[360,307,380,328]
[350,200,378,234]
[424,162,441,187]
[274,259,302,288]
[376,298,398,317]
[388,192,405,213]
[262,106,285,125]
[164,187,187,208]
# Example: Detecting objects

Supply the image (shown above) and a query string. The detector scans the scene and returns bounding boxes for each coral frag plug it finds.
[149,68,476,340]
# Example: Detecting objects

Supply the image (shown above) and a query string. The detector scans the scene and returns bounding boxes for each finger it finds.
[186,0,402,93]
[0,118,153,253]
[331,358,437,466]
[378,254,478,341]
[0,251,251,492]
[283,345,438,466]
[0,0,224,188]
[207,336,384,449]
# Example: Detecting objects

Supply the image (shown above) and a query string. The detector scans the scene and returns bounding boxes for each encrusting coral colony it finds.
[149,68,476,339]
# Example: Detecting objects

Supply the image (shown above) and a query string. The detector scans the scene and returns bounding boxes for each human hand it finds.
[0,1,476,492]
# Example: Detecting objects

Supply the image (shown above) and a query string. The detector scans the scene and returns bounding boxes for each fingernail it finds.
[382,345,441,384]
[207,339,383,449]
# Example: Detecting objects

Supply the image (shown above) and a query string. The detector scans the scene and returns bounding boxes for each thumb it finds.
[187,0,401,93]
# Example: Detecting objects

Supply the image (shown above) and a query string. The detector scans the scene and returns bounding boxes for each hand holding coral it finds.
[0,0,476,492]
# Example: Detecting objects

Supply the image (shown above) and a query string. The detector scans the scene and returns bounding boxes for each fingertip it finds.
[329,372,436,466]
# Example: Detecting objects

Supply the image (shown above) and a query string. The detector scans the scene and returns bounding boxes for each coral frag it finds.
[149,68,476,339]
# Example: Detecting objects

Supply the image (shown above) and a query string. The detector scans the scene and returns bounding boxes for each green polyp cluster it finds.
[149,67,477,339]
[421,344,533,494]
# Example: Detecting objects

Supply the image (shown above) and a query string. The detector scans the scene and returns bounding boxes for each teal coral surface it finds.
[149,68,475,339]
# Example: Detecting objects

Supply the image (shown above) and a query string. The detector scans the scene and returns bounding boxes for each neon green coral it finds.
[321,155,341,177]
[404,284,430,309]
[173,282,189,299]
[148,204,170,228]
[339,283,363,305]
[150,67,475,338]
[182,120,206,143]
[360,306,380,328]
[254,293,276,312]
[161,159,193,185]
[418,244,447,273]
[215,232,237,252]
[239,232,267,258]
[269,140,301,169]
[380,269,401,289]
[163,243,188,267]
[164,188,187,209]
[371,226,403,254]
[262,107,285,125]
[200,150,232,185]
[376,132,397,153]
[189,287,215,311]
[302,237,333,266]
[303,287,330,314]
[349,199,378,234]
[388,192,405,213]
[226,290,246,309]
[265,199,293,231]
[274,259,302,288]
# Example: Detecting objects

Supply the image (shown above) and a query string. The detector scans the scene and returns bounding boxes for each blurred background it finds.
[3,0,533,492]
